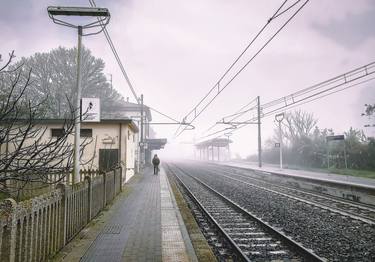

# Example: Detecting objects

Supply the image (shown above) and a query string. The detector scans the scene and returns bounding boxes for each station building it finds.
[104,100,167,166]
[28,117,139,182]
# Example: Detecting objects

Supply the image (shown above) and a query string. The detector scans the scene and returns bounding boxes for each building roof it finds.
[26,118,139,133]
[195,138,232,148]
[102,102,152,121]
[145,138,167,150]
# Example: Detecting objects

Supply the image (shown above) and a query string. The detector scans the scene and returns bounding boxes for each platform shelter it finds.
[195,138,232,161]
[145,138,167,163]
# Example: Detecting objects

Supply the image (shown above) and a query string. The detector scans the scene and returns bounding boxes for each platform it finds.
[61,166,196,262]
[219,161,375,188]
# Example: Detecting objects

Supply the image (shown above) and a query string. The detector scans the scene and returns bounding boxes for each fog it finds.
[1,0,374,159]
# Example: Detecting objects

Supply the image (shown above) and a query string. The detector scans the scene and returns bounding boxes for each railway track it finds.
[166,163,325,262]
[197,164,375,224]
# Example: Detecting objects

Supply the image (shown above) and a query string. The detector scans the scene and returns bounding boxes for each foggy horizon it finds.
[1,0,374,159]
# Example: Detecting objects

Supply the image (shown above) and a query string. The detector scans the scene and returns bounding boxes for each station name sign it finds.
[81,98,100,122]
[326,135,345,141]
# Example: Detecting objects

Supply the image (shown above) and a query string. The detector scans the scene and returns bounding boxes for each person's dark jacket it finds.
[152,156,160,166]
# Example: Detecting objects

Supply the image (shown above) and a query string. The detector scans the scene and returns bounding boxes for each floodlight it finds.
[47,6,110,33]
[275,112,285,122]
[47,6,109,17]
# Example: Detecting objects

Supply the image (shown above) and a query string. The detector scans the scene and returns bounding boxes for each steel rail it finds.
[202,164,375,224]
[166,164,250,262]
[169,163,325,262]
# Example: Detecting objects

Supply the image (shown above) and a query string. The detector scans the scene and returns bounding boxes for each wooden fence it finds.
[0,167,122,262]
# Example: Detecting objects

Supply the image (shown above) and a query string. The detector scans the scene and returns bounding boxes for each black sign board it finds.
[326,135,345,141]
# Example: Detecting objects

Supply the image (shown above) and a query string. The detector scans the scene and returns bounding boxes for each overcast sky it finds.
[1,0,375,158]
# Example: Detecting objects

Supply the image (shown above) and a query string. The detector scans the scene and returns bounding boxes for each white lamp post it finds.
[275,113,285,169]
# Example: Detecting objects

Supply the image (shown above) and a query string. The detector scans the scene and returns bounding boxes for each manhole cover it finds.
[102,224,123,234]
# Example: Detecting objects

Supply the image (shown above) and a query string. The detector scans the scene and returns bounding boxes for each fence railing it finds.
[0,167,122,262]
[7,169,105,201]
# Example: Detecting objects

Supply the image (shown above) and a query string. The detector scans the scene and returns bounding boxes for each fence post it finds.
[119,166,123,192]
[113,170,117,195]
[102,172,107,207]
[85,176,92,221]
[56,184,67,247]
[0,198,17,262]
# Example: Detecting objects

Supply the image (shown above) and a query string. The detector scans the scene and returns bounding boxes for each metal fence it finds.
[0,167,122,262]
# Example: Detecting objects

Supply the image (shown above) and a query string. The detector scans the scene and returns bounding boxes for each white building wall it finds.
[19,122,138,182]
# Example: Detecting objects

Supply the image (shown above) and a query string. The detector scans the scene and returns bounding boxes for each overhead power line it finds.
[204,96,258,134]
[89,0,139,103]
[89,0,181,126]
[149,106,180,123]
[174,0,309,138]
[201,61,375,140]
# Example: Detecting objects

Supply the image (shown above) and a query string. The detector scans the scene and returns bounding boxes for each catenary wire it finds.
[89,0,181,126]
[202,75,375,140]
[175,0,310,138]
[89,0,139,103]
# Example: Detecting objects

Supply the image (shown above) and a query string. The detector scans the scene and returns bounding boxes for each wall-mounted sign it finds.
[102,135,115,144]
[326,135,345,141]
[81,98,100,122]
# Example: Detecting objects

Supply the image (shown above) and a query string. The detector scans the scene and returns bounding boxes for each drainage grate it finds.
[102,224,123,234]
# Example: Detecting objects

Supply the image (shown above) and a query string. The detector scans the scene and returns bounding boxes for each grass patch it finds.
[167,172,217,262]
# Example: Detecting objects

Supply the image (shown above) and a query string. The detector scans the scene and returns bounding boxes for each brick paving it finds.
[81,169,162,262]
[79,167,195,262]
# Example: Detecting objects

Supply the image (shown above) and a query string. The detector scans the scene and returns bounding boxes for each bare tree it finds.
[0,52,92,195]
[282,110,318,144]
[10,46,125,117]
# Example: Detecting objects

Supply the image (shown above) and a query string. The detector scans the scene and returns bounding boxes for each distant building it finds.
[103,100,166,167]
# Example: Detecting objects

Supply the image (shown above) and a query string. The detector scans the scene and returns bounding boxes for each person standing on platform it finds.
[152,154,160,175]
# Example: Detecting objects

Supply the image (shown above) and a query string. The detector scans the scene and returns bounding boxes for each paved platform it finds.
[79,166,196,262]
[218,161,375,188]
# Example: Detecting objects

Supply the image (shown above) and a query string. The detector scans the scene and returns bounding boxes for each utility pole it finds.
[257,96,262,168]
[140,94,144,168]
[73,25,83,184]
[108,73,113,89]
[47,6,110,184]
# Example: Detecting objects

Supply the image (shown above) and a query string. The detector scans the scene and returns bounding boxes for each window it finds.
[81,129,93,138]
[51,128,65,137]
[51,128,92,138]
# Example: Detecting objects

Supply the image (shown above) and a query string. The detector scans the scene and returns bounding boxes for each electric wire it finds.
[149,107,180,123]
[201,61,375,139]
[89,0,180,126]
[204,97,258,134]
[175,0,310,138]
[89,0,139,103]
[175,0,292,137]
[201,72,375,141]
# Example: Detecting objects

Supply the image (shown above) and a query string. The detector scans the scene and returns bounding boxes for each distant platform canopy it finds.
[145,138,167,150]
[195,138,232,149]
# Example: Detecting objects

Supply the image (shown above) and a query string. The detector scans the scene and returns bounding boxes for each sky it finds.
[1,0,375,159]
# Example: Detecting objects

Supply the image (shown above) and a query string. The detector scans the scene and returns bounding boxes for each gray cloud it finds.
[1,0,375,158]
[312,6,375,49]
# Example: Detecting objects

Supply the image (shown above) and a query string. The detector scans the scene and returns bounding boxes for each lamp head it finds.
[275,112,285,122]
[47,6,109,17]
